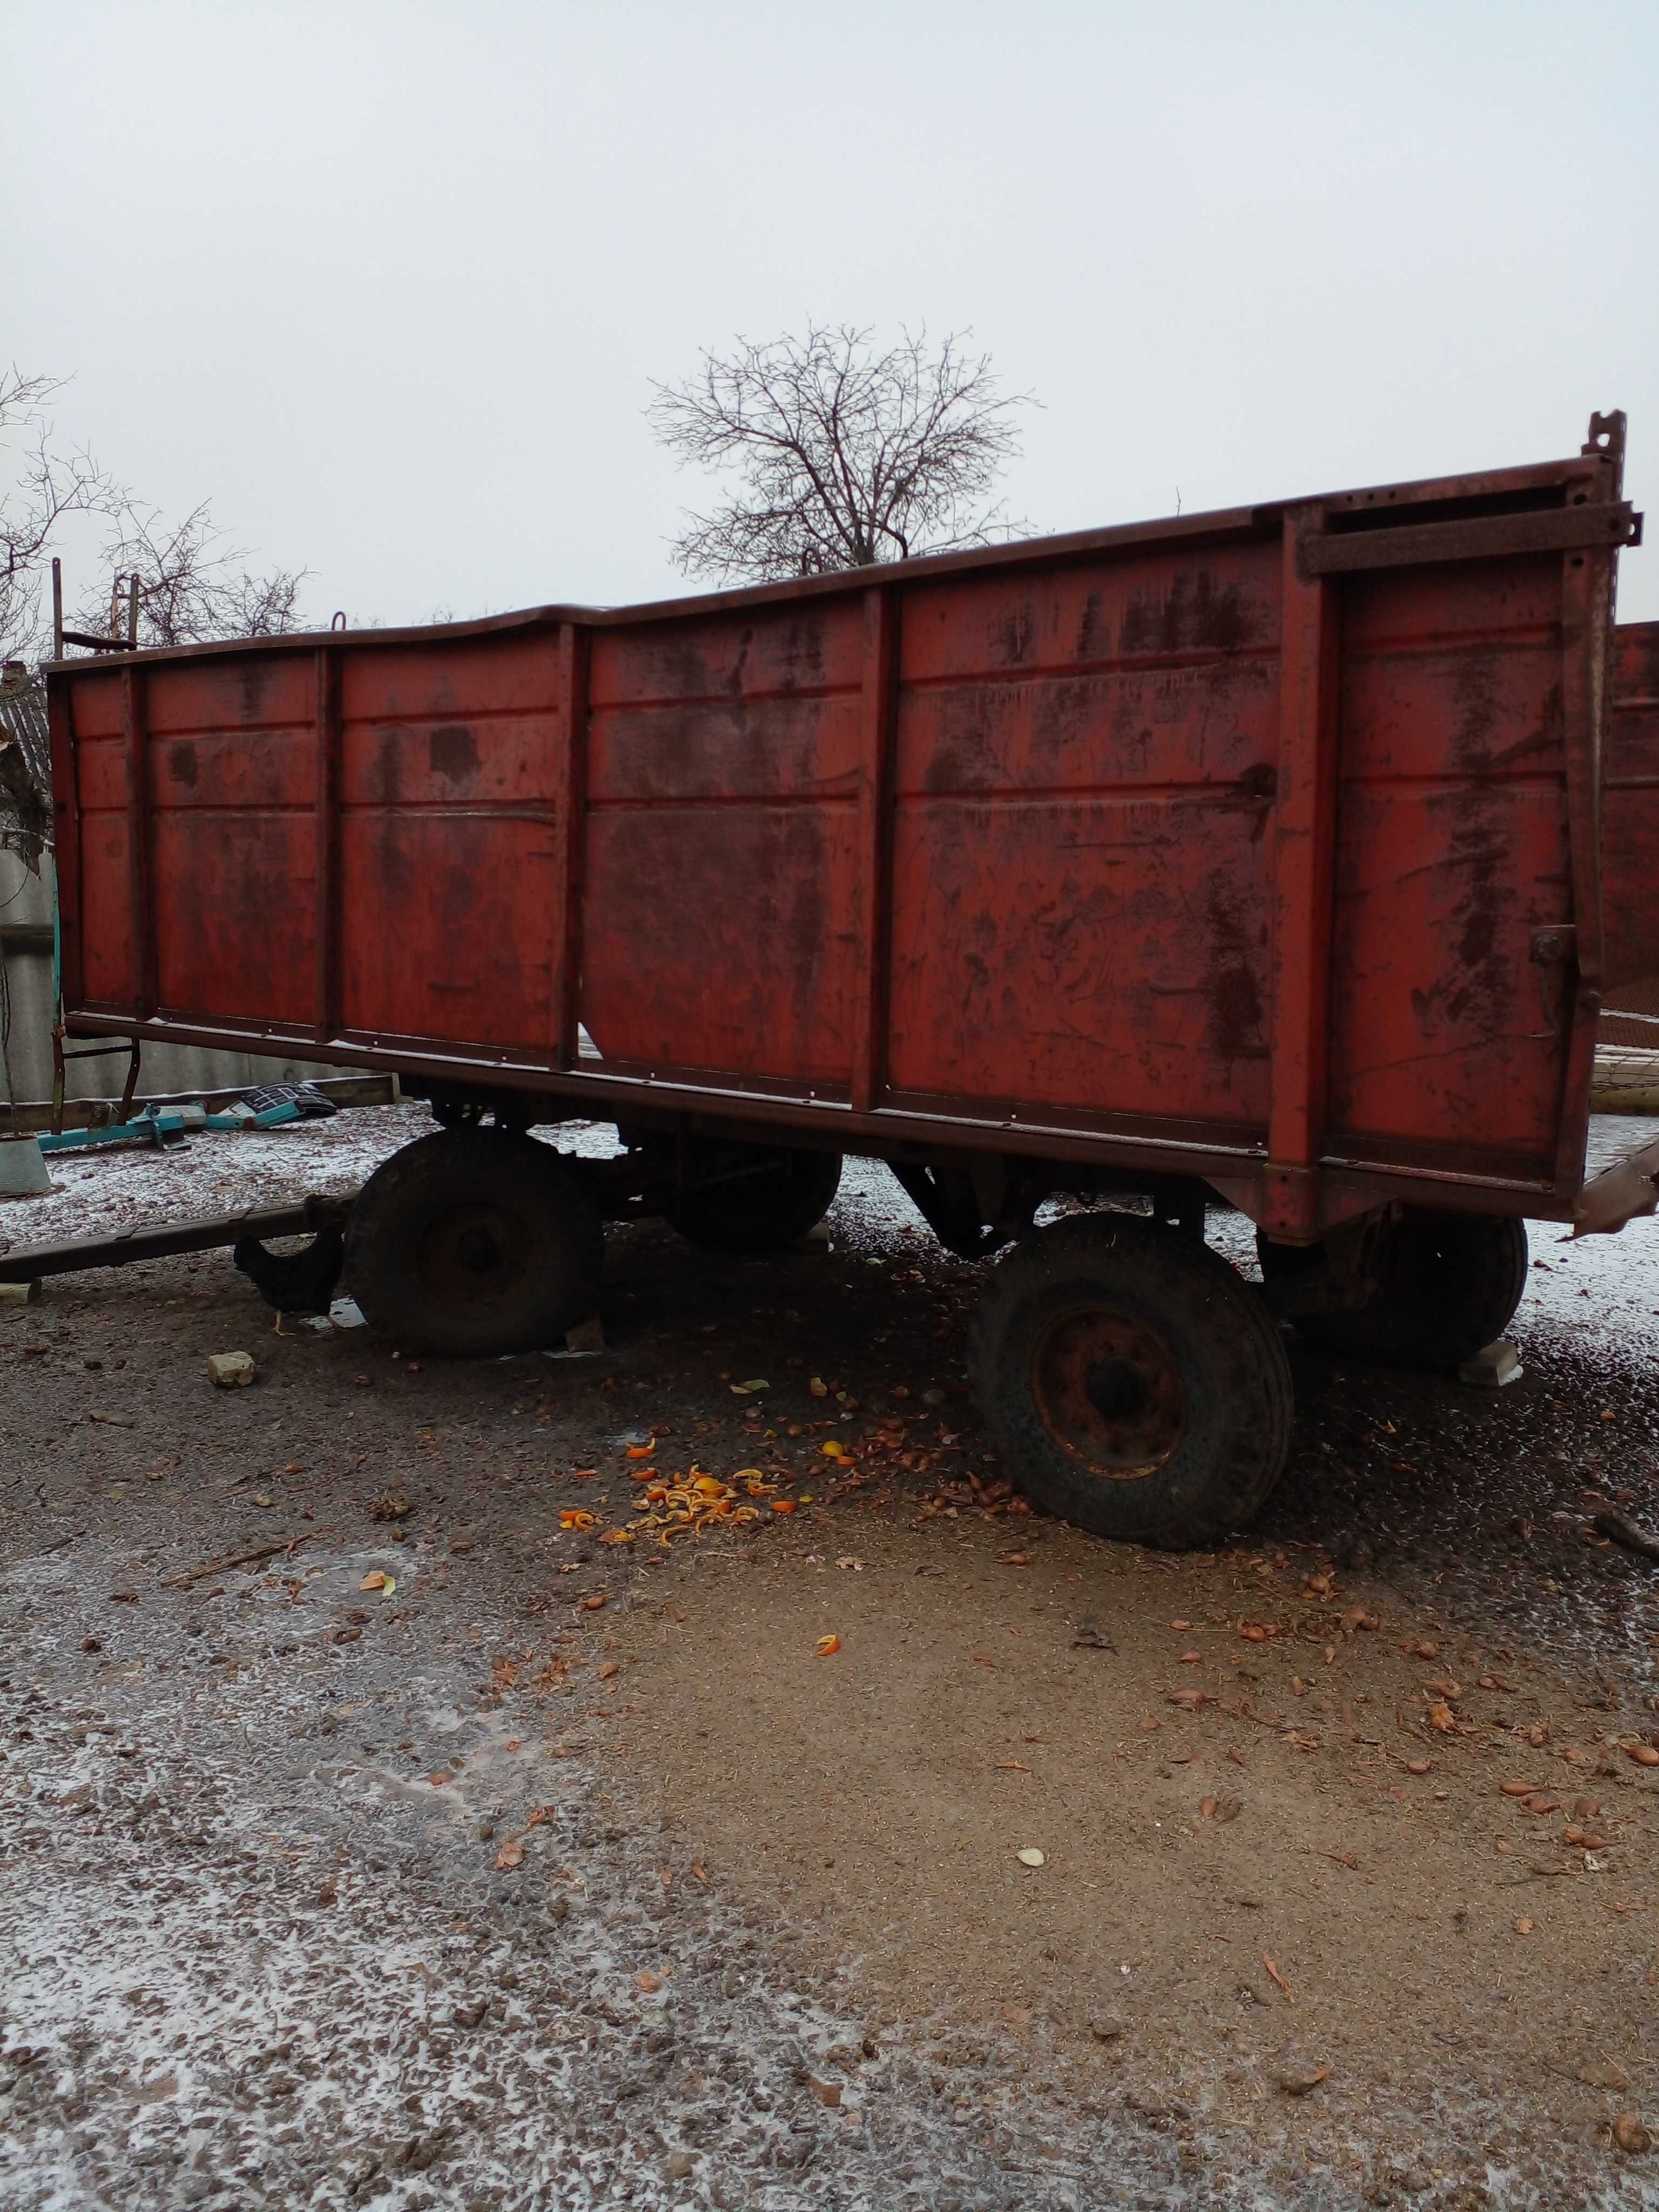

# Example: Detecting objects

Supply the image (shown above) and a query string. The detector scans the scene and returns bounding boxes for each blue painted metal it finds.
[36,1098,301,1155]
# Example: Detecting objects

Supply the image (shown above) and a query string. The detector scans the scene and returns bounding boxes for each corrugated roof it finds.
[0,677,50,794]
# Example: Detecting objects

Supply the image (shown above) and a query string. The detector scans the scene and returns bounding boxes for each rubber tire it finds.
[668,1142,843,1253]
[343,1129,602,1358]
[1258,1209,1528,1372]
[233,1225,345,1317]
[973,1212,1294,1550]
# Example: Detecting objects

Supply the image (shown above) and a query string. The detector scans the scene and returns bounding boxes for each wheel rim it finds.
[1030,1302,1186,1480]
[413,1199,532,1311]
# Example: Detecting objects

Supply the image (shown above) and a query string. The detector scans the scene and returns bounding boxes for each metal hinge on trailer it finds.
[1300,500,1642,578]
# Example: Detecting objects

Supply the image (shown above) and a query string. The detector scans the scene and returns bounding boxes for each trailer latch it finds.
[1528,925,1576,1039]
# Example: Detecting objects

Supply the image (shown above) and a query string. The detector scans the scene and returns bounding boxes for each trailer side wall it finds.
[50,440,1633,1231]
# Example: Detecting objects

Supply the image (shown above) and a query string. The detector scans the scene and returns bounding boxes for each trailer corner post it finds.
[46,672,81,1038]
[1550,414,1624,1197]
[1264,504,1341,1242]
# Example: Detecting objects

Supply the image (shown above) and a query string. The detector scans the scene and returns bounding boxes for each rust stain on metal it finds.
[42,416,1648,1231]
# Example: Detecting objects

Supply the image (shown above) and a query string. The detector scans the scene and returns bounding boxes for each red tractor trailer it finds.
[42,412,1658,1547]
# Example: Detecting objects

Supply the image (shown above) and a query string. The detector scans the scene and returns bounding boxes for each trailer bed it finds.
[48,417,1645,1243]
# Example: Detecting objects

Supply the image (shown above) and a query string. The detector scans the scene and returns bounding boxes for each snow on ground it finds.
[5,1107,1659,2208]
[0,1103,433,1252]
[5,1546,1074,2212]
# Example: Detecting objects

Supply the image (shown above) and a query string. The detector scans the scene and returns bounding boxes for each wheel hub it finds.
[415,1201,529,1308]
[1030,1303,1186,1479]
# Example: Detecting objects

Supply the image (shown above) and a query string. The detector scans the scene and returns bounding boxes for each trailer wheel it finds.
[1258,1209,1527,1372]
[344,1130,602,1358]
[973,1213,1293,1550]
[233,1225,345,1317]
[668,1142,842,1253]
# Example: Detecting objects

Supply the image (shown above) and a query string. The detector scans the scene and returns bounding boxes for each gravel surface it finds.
[4,1108,1659,2208]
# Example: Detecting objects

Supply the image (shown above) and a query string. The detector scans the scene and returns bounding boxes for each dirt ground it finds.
[4,1104,1659,2210]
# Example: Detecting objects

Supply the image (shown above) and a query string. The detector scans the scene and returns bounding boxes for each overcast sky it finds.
[9,0,1657,626]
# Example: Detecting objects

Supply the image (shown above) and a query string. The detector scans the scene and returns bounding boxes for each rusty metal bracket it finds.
[0,1191,357,1283]
[1260,1205,1393,1316]
[1302,502,1641,577]
[1527,923,1577,1038]
[1574,1137,1659,1238]
[1584,410,1627,469]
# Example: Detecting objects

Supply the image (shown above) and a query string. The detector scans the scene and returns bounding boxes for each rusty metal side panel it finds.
[884,545,1280,1128]
[336,634,559,1052]
[64,667,136,1009]
[579,598,865,1084]
[1604,620,1659,992]
[146,652,319,1028]
[1324,561,1573,1175]
[44,435,1628,1228]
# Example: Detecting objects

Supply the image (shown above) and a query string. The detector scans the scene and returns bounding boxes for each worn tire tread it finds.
[973,1212,1294,1550]
[1262,1210,1528,1371]
[344,1129,602,1357]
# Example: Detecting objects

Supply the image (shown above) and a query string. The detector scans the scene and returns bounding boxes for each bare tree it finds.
[0,367,122,663]
[1,374,311,893]
[649,324,1033,583]
[78,501,309,649]
[2,366,311,662]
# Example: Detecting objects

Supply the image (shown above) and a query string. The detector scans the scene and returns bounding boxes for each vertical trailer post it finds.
[122,664,157,1021]
[851,586,898,1114]
[1551,411,1626,1196]
[46,649,76,1133]
[551,621,589,1070]
[1264,506,1341,1240]
[313,644,342,1048]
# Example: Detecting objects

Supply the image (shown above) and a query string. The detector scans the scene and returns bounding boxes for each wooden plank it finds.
[314,645,342,1046]
[1265,507,1340,1238]
[122,665,157,1019]
[850,586,898,1113]
[550,622,589,1069]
